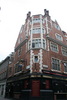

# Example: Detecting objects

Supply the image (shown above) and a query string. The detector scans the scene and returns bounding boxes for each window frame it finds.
[33,55,39,63]
[50,42,58,53]
[51,57,61,71]
[32,38,41,48]
[33,18,40,23]
[14,62,22,74]
[31,28,45,34]
[28,38,46,50]
[54,24,60,30]
[55,33,63,41]
[62,47,67,57]
[64,62,67,72]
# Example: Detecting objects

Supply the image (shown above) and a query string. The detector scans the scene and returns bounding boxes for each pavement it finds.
[0,97,13,100]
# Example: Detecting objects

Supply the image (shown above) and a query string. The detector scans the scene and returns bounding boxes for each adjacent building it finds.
[0,56,10,97]
[6,9,67,100]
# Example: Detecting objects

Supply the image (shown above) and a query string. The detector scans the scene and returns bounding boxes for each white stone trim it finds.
[30,16,33,73]
[39,49,43,72]
[40,15,43,48]
[26,20,30,52]
[45,17,49,34]
[47,39,50,51]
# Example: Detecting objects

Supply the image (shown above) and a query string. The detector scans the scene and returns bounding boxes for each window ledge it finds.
[51,69,61,73]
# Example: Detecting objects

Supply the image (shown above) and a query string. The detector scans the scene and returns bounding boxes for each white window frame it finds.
[43,39,46,49]
[51,57,61,71]
[64,62,67,73]
[50,42,58,53]
[62,47,67,56]
[32,38,41,48]
[42,28,45,34]
[33,18,40,23]
[31,28,45,34]
[33,55,39,63]
[28,38,46,50]
[55,33,63,41]
[54,24,60,30]
[32,28,41,34]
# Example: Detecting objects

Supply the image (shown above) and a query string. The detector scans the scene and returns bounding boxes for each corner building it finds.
[6,9,67,100]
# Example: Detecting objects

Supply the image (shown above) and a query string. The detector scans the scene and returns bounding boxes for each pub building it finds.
[6,9,67,100]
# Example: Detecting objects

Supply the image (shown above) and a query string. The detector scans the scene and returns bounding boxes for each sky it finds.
[0,0,67,62]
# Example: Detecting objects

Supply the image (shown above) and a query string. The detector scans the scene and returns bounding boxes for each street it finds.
[0,97,13,100]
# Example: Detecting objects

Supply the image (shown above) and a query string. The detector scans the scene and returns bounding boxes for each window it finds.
[50,42,58,52]
[54,24,60,30]
[32,39,41,48]
[33,18,40,23]
[34,56,39,63]
[52,58,60,71]
[42,28,44,34]
[32,28,41,34]
[18,47,22,56]
[64,62,67,72]
[28,39,46,50]
[56,33,63,41]
[62,47,67,56]
[43,39,46,49]
[31,28,44,34]
[14,63,22,73]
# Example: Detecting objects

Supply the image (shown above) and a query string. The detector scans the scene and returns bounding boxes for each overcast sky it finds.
[0,0,67,62]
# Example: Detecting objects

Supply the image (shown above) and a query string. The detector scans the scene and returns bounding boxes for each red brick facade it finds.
[8,9,67,77]
[6,9,67,100]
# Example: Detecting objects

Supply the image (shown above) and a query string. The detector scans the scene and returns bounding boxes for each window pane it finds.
[42,29,44,34]
[51,42,58,52]
[56,33,63,41]
[52,58,60,71]
[32,43,35,48]
[33,18,40,23]
[64,63,67,72]
[32,39,41,48]
[15,63,22,73]
[29,39,46,49]
[32,28,41,34]
[62,47,67,56]
[34,56,38,63]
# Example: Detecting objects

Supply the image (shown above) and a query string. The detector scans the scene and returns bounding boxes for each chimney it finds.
[27,11,31,19]
[44,9,49,16]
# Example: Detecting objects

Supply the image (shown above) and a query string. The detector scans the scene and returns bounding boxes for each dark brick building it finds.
[6,9,67,100]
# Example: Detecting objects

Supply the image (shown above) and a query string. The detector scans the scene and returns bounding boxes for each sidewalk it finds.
[0,97,13,100]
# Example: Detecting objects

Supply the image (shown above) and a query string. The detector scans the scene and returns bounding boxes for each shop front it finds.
[6,72,67,100]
